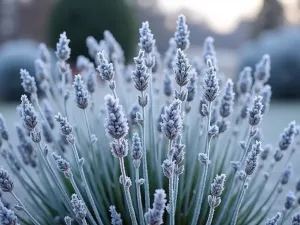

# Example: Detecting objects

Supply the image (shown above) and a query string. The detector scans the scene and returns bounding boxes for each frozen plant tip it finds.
[279,121,296,151]
[144,189,167,225]
[104,94,129,140]
[56,32,71,61]
[203,59,219,102]
[139,21,155,54]
[132,50,150,92]
[219,79,235,118]
[71,194,87,222]
[265,212,281,225]
[97,51,115,81]
[248,96,263,126]
[73,74,89,109]
[109,206,122,225]
[20,95,38,131]
[254,54,271,83]
[174,14,190,51]
[0,200,19,225]
[237,67,252,95]
[160,100,182,140]
[20,69,37,94]
[173,48,191,87]
[0,168,13,192]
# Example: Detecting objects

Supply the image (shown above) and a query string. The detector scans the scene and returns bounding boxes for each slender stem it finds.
[191,102,212,225]
[231,178,247,225]
[141,91,150,210]
[11,191,41,225]
[70,143,104,225]
[82,218,88,225]
[109,81,117,99]
[173,172,179,209]
[36,142,73,215]
[239,126,253,165]
[68,172,98,225]
[119,157,138,225]
[135,168,145,225]
[206,205,215,225]
[167,140,175,225]
[83,109,98,171]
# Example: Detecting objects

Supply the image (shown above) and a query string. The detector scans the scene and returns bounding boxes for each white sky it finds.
[157,0,299,34]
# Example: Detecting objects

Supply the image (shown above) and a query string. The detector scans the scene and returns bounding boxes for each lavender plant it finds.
[0,15,299,225]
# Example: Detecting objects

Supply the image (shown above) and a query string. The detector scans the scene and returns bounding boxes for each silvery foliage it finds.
[0,14,298,225]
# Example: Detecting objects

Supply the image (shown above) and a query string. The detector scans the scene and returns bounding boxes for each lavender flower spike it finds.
[0,200,19,225]
[20,95,38,130]
[261,85,272,115]
[56,32,71,61]
[54,113,73,136]
[160,100,182,140]
[132,50,150,92]
[131,133,143,168]
[187,69,197,102]
[38,43,51,65]
[173,48,191,87]
[254,54,271,83]
[20,69,37,94]
[104,94,129,140]
[245,141,263,175]
[220,79,235,118]
[174,14,190,51]
[203,59,219,102]
[144,189,167,225]
[96,51,115,81]
[71,194,87,222]
[203,36,217,67]
[281,164,292,185]
[265,212,281,225]
[0,168,14,192]
[292,212,300,225]
[73,74,89,110]
[208,174,226,208]
[279,121,296,151]
[139,21,155,54]
[247,96,263,126]
[109,206,123,225]
[163,71,173,97]
[237,67,252,95]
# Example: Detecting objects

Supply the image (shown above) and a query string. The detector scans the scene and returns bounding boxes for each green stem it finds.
[191,102,212,225]
[11,191,41,225]
[141,91,150,210]
[230,178,247,225]
[70,143,104,225]
[68,172,97,225]
[119,157,138,225]
[36,142,73,215]
[135,168,145,225]
[206,205,215,225]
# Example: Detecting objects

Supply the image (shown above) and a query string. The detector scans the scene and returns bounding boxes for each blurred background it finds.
[1,0,300,153]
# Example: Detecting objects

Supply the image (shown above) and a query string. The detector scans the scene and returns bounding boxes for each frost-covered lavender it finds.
[0,14,299,225]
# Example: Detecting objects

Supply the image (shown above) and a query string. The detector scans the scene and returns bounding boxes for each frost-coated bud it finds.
[203,36,217,67]
[71,194,87,221]
[254,54,271,83]
[162,159,174,178]
[210,174,226,197]
[104,95,129,140]
[174,14,190,51]
[20,95,38,130]
[73,74,89,110]
[109,206,122,225]
[0,200,19,225]
[237,67,252,95]
[160,100,182,140]
[132,50,150,92]
[53,153,70,173]
[56,32,71,61]
[0,168,14,192]
[55,113,73,136]
[198,153,210,165]
[139,21,155,54]
[173,49,191,87]
[96,51,115,81]
[285,191,296,210]
[281,164,292,185]
[245,141,262,175]
[248,96,263,126]
[110,139,128,158]
[279,121,296,151]
[203,59,219,102]
[20,69,37,94]
[219,79,235,118]
[144,189,166,225]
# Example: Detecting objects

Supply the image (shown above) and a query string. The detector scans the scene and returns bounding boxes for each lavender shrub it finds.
[0,15,299,225]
